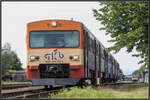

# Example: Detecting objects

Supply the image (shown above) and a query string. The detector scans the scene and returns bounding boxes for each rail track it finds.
[2,85,66,99]
[1,81,138,99]
[103,81,133,86]
[11,89,60,98]
[2,84,33,90]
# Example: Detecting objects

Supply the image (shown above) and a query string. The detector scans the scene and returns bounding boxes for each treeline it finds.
[132,66,147,78]
[93,2,148,75]
[2,42,23,77]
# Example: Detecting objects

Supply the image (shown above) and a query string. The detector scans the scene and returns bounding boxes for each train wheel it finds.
[76,79,87,87]
[44,85,48,89]
[49,85,53,89]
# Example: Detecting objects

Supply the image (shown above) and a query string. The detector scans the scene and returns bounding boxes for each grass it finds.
[101,83,148,98]
[49,83,148,99]
[1,81,32,85]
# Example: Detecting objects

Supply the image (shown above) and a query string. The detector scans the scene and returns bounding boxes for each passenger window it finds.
[91,39,95,53]
[96,43,99,53]
[88,37,93,52]
[100,46,104,58]
[108,55,111,63]
[88,38,91,51]
[104,50,107,59]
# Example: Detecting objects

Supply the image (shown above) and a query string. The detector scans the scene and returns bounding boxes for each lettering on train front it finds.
[44,52,65,61]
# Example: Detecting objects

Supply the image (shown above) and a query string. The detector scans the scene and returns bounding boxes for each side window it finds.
[91,39,95,53]
[96,42,99,53]
[88,37,92,51]
[112,57,114,64]
[104,49,107,58]
[99,44,101,56]
[83,30,86,35]
[111,56,113,63]
[108,54,111,63]
[108,54,110,63]
[100,46,105,59]
[88,36,94,53]
[84,31,88,48]
[85,32,90,51]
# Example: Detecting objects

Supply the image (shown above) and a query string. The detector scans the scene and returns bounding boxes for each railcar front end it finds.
[26,20,84,86]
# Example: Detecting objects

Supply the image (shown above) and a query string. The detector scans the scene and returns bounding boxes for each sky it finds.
[2,1,142,75]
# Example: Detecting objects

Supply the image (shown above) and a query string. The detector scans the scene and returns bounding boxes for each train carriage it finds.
[26,19,121,86]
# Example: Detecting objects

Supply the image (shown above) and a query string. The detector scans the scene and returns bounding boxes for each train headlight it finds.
[30,56,40,61]
[51,21,57,27]
[70,55,79,61]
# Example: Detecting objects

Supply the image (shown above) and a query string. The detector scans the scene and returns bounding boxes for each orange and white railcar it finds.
[26,19,121,86]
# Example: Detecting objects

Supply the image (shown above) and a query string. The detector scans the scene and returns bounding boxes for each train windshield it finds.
[30,30,79,48]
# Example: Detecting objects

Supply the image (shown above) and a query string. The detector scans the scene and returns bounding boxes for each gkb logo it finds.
[44,52,65,60]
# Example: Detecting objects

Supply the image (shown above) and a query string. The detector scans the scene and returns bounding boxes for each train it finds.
[131,75,138,82]
[26,19,122,87]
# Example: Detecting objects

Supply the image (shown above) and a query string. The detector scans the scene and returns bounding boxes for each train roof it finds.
[83,25,106,48]
[27,19,82,26]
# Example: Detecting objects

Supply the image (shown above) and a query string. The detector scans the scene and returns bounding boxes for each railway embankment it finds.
[49,83,148,99]
[1,82,148,99]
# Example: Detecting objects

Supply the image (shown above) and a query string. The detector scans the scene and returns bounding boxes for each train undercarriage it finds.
[29,64,119,88]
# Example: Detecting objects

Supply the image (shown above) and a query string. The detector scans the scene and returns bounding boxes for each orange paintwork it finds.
[27,19,84,49]
[70,65,84,78]
[27,65,40,79]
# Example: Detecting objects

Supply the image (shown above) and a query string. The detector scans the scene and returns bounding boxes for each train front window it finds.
[30,31,79,48]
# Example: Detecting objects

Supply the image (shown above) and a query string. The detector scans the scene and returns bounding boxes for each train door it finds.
[108,54,110,81]
[95,40,100,84]
[84,32,95,79]
[88,35,95,79]
[110,55,113,81]
[112,58,114,81]
[95,40,99,78]
[113,59,115,82]
[100,45,105,83]
[83,30,89,78]
[104,49,108,81]
[99,43,101,82]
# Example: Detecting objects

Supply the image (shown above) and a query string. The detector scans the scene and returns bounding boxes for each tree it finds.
[93,1,148,68]
[2,51,11,76]
[132,65,147,78]
[3,42,11,51]
[2,42,23,77]
[132,70,139,75]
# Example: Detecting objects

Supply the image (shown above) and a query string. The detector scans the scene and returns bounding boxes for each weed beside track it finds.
[49,83,148,99]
